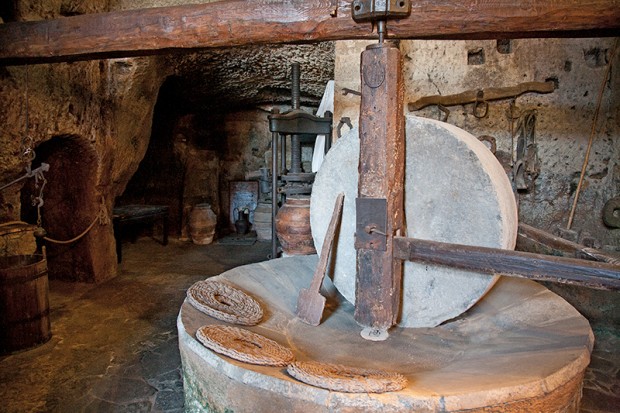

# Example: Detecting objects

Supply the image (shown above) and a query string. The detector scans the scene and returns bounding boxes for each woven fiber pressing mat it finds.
[187,280,263,326]
[196,325,294,367]
[287,361,407,393]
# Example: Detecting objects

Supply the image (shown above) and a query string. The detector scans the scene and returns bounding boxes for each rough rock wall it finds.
[122,105,287,237]
[3,0,335,256]
[0,57,167,282]
[0,1,169,282]
[173,114,222,237]
[118,103,224,238]
[335,38,619,248]
[219,109,274,229]
[11,0,119,21]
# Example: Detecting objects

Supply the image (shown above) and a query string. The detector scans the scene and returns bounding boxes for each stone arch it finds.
[20,134,112,282]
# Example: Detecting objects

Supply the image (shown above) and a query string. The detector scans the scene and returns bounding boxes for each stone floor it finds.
[0,237,618,412]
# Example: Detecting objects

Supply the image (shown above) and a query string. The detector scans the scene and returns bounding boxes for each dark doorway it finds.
[21,135,99,281]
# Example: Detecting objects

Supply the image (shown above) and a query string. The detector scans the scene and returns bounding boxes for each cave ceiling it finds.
[166,42,335,112]
[1,0,335,113]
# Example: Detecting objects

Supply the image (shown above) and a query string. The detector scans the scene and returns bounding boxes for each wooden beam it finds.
[1,0,619,65]
[393,237,620,291]
[354,42,405,334]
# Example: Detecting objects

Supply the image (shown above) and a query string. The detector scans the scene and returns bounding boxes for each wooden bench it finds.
[113,205,169,262]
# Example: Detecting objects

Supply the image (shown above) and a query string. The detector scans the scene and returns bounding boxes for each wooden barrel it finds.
[275,196,316,255]
[253,201,272,241]
[189,203,217,245]
[0,254,51,354]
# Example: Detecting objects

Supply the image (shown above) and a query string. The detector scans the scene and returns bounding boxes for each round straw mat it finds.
[196,325,294,366]
[187,280,263,326]
[287,361,407,393]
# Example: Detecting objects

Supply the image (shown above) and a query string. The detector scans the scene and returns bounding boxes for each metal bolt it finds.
[365,225,386,236]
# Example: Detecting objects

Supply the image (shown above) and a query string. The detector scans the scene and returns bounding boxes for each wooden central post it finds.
[354,41,405,340]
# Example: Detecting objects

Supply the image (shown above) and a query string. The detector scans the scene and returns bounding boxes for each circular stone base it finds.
[179,256,592,413]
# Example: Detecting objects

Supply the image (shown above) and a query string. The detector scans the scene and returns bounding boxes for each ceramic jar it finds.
[253,201,272,241]
[275,195,316,255]
[189,203,217,245]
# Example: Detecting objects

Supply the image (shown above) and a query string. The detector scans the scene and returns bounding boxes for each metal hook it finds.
[337,117,353,138]
[473,90,489,118]
[437,104,450,122]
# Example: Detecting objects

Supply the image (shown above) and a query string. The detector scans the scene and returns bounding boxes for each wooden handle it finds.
[310,193,344,292]
[393,236,620,291]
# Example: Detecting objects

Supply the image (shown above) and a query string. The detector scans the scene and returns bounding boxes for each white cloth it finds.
[311,80,335,173]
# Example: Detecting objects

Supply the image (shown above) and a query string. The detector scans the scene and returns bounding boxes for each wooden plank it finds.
[1,0,619,65]
[354,42,405,333]
[393,237,620,291]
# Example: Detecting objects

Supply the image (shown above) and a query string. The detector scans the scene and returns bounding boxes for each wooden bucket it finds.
[0,254,51,354]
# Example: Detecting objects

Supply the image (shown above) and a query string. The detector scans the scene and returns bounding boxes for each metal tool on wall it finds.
[408,80,556,120]
[512,109,539,192]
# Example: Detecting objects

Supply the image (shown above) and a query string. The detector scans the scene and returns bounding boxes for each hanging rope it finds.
[20,65,36,168]
[41,196,110,245]
[0,221,32,228]
[567,38,618,230]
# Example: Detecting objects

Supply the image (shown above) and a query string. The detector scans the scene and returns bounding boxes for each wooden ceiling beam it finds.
[0,0,618,65]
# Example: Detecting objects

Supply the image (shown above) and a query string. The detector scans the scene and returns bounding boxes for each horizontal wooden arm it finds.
[393,236,620,291]
[1,0,619,65]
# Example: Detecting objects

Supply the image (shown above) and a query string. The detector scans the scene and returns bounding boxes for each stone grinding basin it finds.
[178,255,593,413]
[179,117,590,412]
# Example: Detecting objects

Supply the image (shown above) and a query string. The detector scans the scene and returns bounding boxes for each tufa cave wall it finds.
[118,42,334,237]
[0,0,171,282]
[0,57,169,282]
